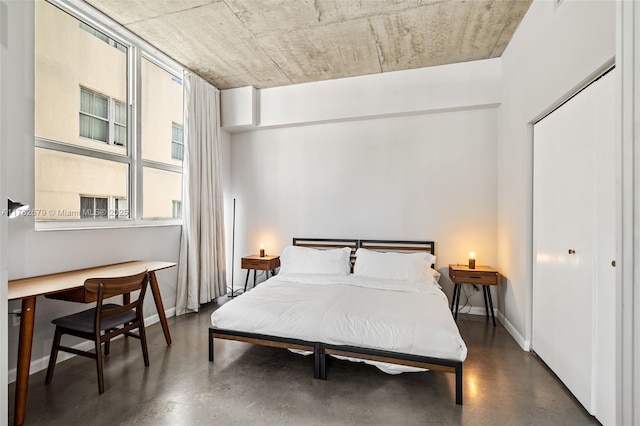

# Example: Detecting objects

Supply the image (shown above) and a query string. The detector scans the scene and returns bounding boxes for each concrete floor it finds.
[9,302,598,425]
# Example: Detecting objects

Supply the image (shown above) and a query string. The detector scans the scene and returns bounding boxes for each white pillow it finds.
[353,248,437,284]
[429,268,442,282]
[279,246,352,275]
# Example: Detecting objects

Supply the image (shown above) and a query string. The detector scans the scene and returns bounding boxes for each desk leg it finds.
[253,270,257,288]
[14,297,36,426]
[148,272,172,345]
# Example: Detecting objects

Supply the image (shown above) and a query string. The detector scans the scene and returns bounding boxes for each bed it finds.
[208,239,467,404]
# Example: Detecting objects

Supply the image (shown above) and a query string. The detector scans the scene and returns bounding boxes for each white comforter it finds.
[211,274,467,374]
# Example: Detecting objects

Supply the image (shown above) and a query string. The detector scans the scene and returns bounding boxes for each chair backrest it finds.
[84,270,149,328]
[85,270,148,298]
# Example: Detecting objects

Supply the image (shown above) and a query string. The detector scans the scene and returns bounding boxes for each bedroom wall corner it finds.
[497,0,616,345]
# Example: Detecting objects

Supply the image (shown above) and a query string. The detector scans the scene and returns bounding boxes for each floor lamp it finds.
[227,198,240,297]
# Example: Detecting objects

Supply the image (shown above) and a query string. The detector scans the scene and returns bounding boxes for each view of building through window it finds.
[34,0,183,223]
[140,57,183,219]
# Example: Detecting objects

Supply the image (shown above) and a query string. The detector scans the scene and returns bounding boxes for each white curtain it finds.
[176,71,226,315]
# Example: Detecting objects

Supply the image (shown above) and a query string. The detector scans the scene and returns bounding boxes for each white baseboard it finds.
[8,308,176,384]
[456,306,530,352]
[497,310,530,351]
[455,305,496,316]
[144,307,176,328]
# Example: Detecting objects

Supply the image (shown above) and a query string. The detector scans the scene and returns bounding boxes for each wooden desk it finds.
[8,260,176,426]
[448,264,499,326]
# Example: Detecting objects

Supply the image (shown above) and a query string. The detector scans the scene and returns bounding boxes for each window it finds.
[79,196,129,219]
[172,201,181,219]
[79,21,126,52]
[171,123,184,161]
[114,101,127,146]
[79,88,126,147]
[79,88,108,142]
[115,198,128,219]
[80,196,108,219]
[34,0,183,228]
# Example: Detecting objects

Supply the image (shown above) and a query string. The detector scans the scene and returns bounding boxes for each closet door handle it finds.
[568,249,576,255]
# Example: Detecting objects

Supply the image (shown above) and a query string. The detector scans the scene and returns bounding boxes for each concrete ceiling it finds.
[84,0,532,90]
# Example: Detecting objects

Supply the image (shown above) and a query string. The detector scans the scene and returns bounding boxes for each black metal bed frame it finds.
[208,238,463,405]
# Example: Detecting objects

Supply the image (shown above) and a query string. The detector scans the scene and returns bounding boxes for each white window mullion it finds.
[132,44,143,224]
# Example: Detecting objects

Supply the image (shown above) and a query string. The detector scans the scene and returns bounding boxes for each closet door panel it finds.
[591,71,616,426]
[533,79,600,412]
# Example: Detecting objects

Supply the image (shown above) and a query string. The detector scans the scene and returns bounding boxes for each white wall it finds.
[1,0,186,382]
[1,0,11,420]
[259,59,501,127]
[223,59,501,130]
[497,0,615,347]
[229,60,500,309]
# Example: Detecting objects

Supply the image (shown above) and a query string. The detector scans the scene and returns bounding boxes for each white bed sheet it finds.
[211,274,467,374]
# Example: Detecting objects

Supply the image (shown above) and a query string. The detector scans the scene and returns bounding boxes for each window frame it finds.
[36,0,184,231]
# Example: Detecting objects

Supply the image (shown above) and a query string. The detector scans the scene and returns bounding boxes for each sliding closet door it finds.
[533,70,615,422]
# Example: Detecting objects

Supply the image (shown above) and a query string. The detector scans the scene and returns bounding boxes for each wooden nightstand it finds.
[241,255,280,291]
[449,264,499,326]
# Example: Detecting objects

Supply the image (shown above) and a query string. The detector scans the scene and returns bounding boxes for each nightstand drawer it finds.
[241,258,268,269]
[241,257,280,270]
[450,269,498,285]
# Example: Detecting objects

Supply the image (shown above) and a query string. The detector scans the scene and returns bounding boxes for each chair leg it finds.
[45,328,62,384]
[104,331,111,356]
[138,323,150,367]
[95,338,105,394]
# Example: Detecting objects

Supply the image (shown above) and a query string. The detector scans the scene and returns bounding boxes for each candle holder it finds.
[468,251,476,269]
[260,248,265,257]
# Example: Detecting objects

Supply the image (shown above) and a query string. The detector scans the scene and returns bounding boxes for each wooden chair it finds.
[45,270,150,394]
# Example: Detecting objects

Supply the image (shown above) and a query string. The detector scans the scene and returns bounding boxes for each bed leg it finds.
[315,343,326,380]
[455,363,463,405]
[208,329,214,362]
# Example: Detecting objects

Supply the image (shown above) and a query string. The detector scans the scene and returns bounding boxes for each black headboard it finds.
[292,238,359,266]
[292,238,436,268]
[359,240,435,257]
